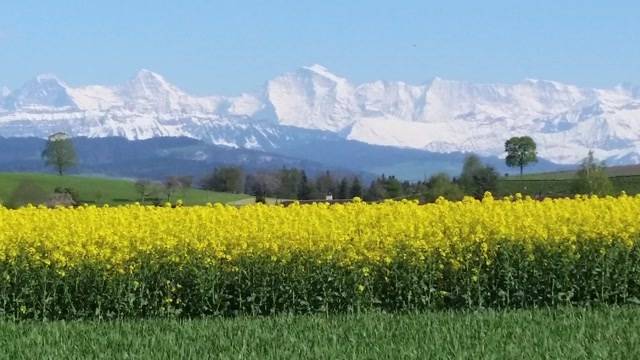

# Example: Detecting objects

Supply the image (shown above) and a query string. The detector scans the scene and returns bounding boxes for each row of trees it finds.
[39,133,540,179]
[37,132,501,203]
[40,133,540,179]
[200,167,365,202]
[199,154,500,203]
[352,157,498,203]
[133,176,193,203]
[40,132,616,202]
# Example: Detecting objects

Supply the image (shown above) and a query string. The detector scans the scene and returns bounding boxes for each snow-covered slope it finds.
[266,64,360,131]
[1,66,639,165]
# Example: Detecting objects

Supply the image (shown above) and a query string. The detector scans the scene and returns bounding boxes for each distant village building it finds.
[46,193,76,208]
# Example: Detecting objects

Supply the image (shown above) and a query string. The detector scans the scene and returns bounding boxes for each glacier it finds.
[1,65,640,165]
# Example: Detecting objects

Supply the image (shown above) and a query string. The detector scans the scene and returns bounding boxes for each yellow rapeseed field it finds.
[1,193,639,319]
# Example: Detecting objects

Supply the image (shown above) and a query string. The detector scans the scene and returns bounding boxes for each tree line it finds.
[36,132,618,205]
[133,176,194,203]
[198,153,501,203]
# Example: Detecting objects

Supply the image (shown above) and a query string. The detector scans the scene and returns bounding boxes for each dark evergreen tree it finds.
[297,171,313,200]
[382,175,403,198]
[401,180,413,196]
[315,171,336,198]
[276,168,301,199]
[365,180,387,201]
[350,177,363,198]
[337,178,349,199]
[251,177,268,203]
[201,166,245,193]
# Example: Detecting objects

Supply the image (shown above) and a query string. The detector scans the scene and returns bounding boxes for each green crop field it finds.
[497,177,640,197]
[0,172,250,206]
[1,308,638,359]
[498,164,640,197]
[505,164,640,181]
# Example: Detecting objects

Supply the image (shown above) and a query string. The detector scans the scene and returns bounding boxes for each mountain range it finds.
[0,136,564,182]
[0,136,352,180]
[1,65,639,170]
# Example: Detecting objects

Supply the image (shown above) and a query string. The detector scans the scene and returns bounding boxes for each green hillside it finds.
[498,164,640,197]
[505,164,640,180]
[0,172,250,206]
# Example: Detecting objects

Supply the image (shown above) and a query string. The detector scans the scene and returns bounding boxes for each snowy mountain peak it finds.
[34,73,64,83]
[266,65,359,131]
[298,64,350,84]
[428,76,447,84]
[131,69,169,85]
[126,69,182,95]
[425,76,446,86]
[302,64,330,72]
[3,74,76,110]
[523,78,545,84]
[522,78,580,93]
[120,69,191,112]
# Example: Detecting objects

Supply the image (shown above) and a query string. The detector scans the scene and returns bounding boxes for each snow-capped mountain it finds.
[3,74,77,111]
[266,65,360,132]
[1,65,639,165]
[0,69,278,143]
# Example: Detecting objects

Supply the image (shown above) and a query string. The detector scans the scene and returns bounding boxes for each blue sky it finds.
[1,1,638,95]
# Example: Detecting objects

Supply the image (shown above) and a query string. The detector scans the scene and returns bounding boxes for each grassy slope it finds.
[0,172,250,205]
[498,164,640,196]
[498,177,640,197]
[0,308,638,359]
[505,164,640,180]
